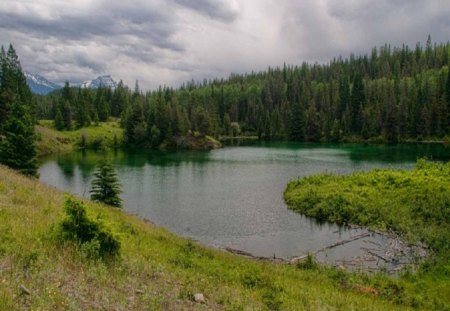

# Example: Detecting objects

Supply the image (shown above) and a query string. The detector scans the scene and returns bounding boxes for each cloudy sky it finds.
[1,0,449,90]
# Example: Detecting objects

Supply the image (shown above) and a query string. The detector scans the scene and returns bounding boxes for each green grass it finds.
[284,160,450,310]
[36,120,123,157]
[0,165,431,310]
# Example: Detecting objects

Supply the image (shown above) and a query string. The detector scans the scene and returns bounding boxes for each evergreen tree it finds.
[223,113,231,136]
[350,74,365,133]
[74,88,91,128]
[90,158,122,208]
[288,102,305,141]
[96,87,109,121]
[54,105,64,130]
[124,102,147,146]
[62,100,72,130]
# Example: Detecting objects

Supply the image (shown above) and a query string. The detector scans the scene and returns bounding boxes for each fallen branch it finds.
[224,247,287,262]
[315,232,370,253]
[365,250,391,262]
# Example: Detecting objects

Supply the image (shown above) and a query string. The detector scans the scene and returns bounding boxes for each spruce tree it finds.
[54,104,65,130]
[62,100,72,130]
[90,159,122,208]
[350,74,365,133]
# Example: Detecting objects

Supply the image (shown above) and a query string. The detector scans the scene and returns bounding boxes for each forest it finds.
[35,37,450,148]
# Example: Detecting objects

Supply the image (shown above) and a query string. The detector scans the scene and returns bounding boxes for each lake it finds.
[39,142,450,271]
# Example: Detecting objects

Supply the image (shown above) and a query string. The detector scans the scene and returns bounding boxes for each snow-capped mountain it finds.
[80,75,117,89]
[25,72,61,95]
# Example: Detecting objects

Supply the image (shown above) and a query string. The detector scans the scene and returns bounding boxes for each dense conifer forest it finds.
[37,37,450,147]
[0,44,38,176]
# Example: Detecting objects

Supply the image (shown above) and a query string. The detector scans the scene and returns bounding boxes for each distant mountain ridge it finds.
[80,75,117,89]
[25,73,118,95]
[25,72,61,95]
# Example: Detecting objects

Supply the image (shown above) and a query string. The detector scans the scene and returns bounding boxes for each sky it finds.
[1,0,449,90]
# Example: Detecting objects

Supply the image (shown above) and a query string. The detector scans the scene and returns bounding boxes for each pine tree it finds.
[62,100,72,130]
[350,74,365,133]
[90,159,122,208]
[124,102,146,145]
[223,113,231,136]
[54,106,64,130]
[288,102,305,141]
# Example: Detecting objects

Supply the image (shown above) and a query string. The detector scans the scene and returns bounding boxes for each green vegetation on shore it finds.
[35,120,221,156]
[0,164,436,310]
[35,120,123,157]
[284,160,450,309]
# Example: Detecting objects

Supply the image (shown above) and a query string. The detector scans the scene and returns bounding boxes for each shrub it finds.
[56,196,120,260]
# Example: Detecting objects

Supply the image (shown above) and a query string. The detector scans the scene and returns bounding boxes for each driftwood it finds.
[224,247,287,263]
[365,250,391,262]
[224,230,425,274]
[315,232,370,254]
[226,232,372,264]
[289,255,308,264]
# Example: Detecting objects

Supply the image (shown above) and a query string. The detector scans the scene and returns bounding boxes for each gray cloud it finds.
[0,0,449,89]
[172,0,239,22]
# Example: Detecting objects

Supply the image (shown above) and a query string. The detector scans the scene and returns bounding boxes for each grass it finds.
[284,159,450,310]
[0,165,432,310]
[35,120,123,157]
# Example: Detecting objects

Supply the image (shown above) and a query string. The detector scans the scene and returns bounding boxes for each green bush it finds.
[56,196,120,260]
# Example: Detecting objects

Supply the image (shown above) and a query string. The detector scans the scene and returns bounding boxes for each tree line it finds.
[38,36,450,146]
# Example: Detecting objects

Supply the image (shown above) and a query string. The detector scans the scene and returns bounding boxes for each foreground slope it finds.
[0,165,433,310]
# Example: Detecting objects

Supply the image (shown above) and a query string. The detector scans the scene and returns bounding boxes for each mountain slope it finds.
[25,72,61,95]
[80,75,117,89]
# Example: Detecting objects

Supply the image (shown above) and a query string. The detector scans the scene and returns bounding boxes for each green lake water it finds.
[39,142,450,271]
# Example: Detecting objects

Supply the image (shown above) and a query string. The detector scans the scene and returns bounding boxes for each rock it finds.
[194,293,205,303]
[19,284,31,295]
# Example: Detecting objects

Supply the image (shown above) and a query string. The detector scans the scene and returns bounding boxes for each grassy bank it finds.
[0,166,432,310]
[284,160,450,309]
[35,120,123,157]
[35,121,221,157]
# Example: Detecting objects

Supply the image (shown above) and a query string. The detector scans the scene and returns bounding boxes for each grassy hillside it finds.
[285,160,450,310]
[0,165,428,310]
[35,120,123,157]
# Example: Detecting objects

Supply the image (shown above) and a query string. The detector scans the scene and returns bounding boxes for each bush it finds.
[56,196,120,260]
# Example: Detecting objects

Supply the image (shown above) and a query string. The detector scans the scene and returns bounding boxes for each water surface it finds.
[39,142,449,271]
